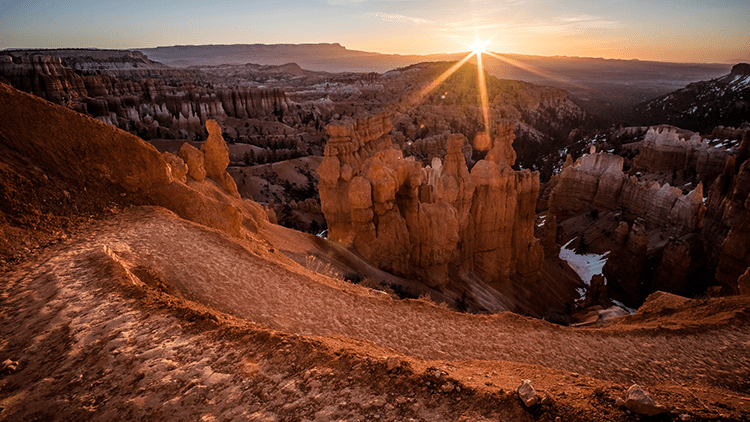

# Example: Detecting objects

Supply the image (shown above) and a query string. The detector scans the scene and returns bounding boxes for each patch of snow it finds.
[559,238,610,285]
[611,299,637,315]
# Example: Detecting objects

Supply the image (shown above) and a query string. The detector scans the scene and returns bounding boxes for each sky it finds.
[2,0,748,63]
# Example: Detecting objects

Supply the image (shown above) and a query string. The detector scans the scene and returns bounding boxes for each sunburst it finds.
[408,38,570,141]
[408,40,493,137]
[469,39,490,55]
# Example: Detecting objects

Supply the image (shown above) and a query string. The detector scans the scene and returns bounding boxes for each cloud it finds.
[371,12,431,25]
[443,18,503,32]
[557,15,622,29]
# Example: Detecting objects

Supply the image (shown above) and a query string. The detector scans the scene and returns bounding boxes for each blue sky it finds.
[2,0,748,63]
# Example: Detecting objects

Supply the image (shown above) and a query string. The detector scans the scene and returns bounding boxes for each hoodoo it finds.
[319,115,576,315]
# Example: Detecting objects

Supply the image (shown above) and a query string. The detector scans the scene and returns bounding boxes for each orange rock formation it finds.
[319,115,565,314]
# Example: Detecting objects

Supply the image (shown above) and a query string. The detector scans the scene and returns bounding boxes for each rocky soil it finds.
[2,205,749,421]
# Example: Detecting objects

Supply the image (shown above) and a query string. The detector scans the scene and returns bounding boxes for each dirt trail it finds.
[20,208,750,388]
[2,206,749,420]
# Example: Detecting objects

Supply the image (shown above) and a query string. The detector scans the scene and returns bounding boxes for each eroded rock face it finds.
[549,153,626,220]
[739,268,750,296]
[549,151,704,236]
[703,135,750,293]
[654,237,692,296]
[319,114,546,310]
[604,219,649,306]
[551,125,749,303]
[0,52,289,139]
[633,126,732,186]
[0,82,267,240]
[179,143,206,182]
[162,152,188,183]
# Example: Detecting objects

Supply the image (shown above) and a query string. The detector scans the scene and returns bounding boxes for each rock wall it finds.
[0,53,289,139]
[319,116,546,309]
[633,126,732,186]
[0,82,267,239]
[550,128,750,304]
[549,151,705,236]
[702,132,750,293]
[548,148,709,306]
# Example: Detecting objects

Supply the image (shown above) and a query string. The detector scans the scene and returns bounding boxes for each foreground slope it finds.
[1,82,750,421]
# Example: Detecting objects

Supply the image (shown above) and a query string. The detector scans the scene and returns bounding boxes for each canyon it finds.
[2,79,749,421]
[545,125,749,306]
[1,46,750,421]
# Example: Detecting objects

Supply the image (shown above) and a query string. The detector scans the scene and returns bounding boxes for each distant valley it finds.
[137,43,732,119]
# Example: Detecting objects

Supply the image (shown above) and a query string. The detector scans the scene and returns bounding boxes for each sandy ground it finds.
[2,206,749,421]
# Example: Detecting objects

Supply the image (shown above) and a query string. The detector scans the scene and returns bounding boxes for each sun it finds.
[469,39,490,55]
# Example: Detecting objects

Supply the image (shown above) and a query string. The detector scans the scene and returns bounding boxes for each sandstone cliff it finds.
[701,131,750,293]
[0,82,267,240]
[547,146,709,306]
[0,52,289,139]
[319,115,577,315]
[549,150,705,236]
[632,126,732,186]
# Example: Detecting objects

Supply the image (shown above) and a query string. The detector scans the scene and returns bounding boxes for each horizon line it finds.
[2,43,746,66]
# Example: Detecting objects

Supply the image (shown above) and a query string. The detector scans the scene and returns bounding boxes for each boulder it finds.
[162,151,188,183]
[623,384,667,416]
[179,143,206,182]
[516,379,539,407]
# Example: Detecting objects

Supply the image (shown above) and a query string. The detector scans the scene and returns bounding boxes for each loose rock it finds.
[1,359,18,374]
[517,379,539,407]
[623,384,667,416]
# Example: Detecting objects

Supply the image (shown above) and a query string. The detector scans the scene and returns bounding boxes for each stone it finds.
[1,359,18,374]
[623,384,667,416]
[386,357,400,371]
[441,383,455,393]
[179,143,206,182]
[516,379,539,407]
[162,151,188,183]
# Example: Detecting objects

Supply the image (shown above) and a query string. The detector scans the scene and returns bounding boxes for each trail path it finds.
[2,207,749,421]
[28,207,750,391]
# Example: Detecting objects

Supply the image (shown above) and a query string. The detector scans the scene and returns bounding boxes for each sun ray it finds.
[407,51,476,107]
[483,51,588,91]
[476,49,491,135]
